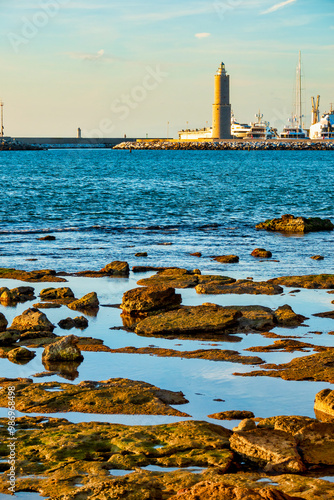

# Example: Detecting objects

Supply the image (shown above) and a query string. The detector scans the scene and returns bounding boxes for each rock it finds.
[40,287,74,300]
[134,304,278,338]
[196,279,283,295]
[0,286,35,303]
[313,310,334,319]
[73,316,89,329]
[0,331,18,346]
[132,266,170,273]
[314,389,334,420]
[0,268,66,283]
[42,334,83,362]
[37,235,56,240]
[137,269,235,289]
[135,252,148,257]
[295,422,334,465]
[58,318,76,330]
[7,347,35,362]
[213,255,239,263]
[256,415,317,434]
[190,252,202,257]
[67,292,99,312]
[311,255,324,260]
[251,248,272,258]
[10,308,54,332]
[274,305,307,326]
[169,483,304,500]
[101,261,129,276]
[0,313,8,332]
[268,274,334,289]
[233,419,257,432]
[235,351,334,383]
[230,428,305,472]
[121,286,182,315]
[256,214,334,233]
[208,410,255,420]
[33,302,62,309]
[0,377,190,416]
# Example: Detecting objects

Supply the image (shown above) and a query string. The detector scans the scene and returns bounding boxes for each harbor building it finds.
[179,62,232,140]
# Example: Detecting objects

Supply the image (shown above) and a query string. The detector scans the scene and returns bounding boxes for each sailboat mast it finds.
[298,51,302,128]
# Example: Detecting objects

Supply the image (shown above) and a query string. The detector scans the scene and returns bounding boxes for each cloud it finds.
[261,0,297,15]
[195,33,211,39]
[66,49,115,62]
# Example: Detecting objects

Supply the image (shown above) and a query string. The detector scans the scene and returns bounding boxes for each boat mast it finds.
[296,51,302,128]
[0,101,4,138]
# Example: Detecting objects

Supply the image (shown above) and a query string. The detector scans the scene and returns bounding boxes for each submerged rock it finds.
[256,214,334,233]
[42,334,83,362]
[251,248,272,258]
[196,279,283,295]
[121,286,182,315]
[10,308,54,332]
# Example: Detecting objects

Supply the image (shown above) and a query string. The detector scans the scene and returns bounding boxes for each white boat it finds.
[310,107,334,140]
[231,114,251,138]
[280,117,308,139]
[244,111,277,140]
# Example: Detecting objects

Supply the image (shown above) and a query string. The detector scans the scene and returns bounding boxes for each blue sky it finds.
[0,0,333,137]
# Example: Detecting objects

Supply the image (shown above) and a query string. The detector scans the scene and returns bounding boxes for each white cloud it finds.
[261,0,297,15]
[195,33,211,39]
[66,49,115,62]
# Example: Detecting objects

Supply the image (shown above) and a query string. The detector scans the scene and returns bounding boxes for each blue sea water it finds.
[0,149,333,277]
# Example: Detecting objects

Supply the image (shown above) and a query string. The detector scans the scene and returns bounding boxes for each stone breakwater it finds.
[114,140,334,151]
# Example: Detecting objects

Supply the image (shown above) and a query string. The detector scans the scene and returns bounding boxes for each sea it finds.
[0,149,334,496]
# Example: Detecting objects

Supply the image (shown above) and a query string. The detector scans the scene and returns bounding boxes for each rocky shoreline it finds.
[113,140,334,151]
[1,221,334,499]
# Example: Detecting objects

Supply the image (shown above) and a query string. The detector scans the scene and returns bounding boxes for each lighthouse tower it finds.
[212,63,232,139]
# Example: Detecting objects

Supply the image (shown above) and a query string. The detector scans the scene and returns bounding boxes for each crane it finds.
[311,95,320,125]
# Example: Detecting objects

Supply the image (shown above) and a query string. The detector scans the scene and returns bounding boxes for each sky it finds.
[0,0,333,138]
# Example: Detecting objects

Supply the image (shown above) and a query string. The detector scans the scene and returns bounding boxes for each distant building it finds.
[178,62,232,141]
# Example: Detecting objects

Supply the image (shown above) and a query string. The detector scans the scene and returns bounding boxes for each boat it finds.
[309,105,334,140]
[244,111,277,140]
[280,117,308,139]
[231,114,251,138]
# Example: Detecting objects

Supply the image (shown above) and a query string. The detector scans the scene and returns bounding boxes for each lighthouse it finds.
[212,63,232,139]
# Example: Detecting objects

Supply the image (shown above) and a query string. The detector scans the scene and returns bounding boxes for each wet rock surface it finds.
[251,248,273,258]
[0,378,190,415]
[0,267,67,282]
[196,279,283,295]
[256,214,334,233]
[121,285,182,315]
[213,255,240,263]
[101,260,130,276]
[269,274,334,289]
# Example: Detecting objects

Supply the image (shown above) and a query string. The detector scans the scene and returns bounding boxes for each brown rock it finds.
[274,305,307,326]
[135,252,148,257]
[42,334,83,362]
[0,313,8,332]
[121,286,182,315]
[230,428,305,472]
[256,415,317,434]
[233,419,257,432]
[101,261,129,276]
[313,310,334,319]
[190,252,202,257]
[295,422,334,465]
[67,292,99,312]
[209,410,255,420]
[256,214,334,233]
[10,308,54,332]
[214,255,239,263]
[314,389,334,420]
[0,286,35,303]
[268,274,334,289]
[33,302,62,309]
[37,235,56,240]
[311,255,324,260]
[170,482,304,500]
[251,248,272,258]
[196,279,283,295]
[7,347,35,362]
[40,287,74,300]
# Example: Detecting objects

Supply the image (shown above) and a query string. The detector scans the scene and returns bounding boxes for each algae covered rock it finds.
[40,287,74,300]
[10,308,54,332]
[67,292,99,312]
[251,248,272,258]
[7,347,35,362]
[101,260,130,276]
[42,334,83,362]
[121,286,182,315]
[274,305,307,326]
[169,483,304,500]
[196,279,283,296]
[256,214,334,233]
[230,428,305,473]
